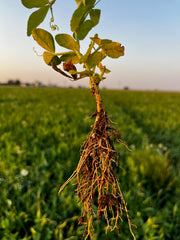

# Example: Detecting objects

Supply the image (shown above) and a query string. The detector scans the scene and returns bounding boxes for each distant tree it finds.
[7,79,21,86]
[15,79,21,86]
[7,79,14,85]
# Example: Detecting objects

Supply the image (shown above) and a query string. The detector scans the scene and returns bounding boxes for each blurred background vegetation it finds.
[0,87,179,240]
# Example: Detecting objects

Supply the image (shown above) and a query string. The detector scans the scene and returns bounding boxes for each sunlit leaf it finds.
[55,34,79,51]
[101,42,125,58]
[32,28,55,52]
[21,0,49,9]
[101,39,113,45]
[90,36,101,45]
[27,6,49,36]
[86,51,103,68]
[90,36,112,45]
[43,52,61,66]
[69,70,78,75]
[90,36,124,58]
[59,53,80,64]
[98,62,111,73]
[74,0,81,4]
[104,68,111,73]
[97,62,103,72]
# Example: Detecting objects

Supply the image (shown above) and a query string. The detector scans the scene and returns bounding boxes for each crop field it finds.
[0,86,179,240]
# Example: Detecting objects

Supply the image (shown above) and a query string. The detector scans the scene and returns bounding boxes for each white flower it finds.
[16,145,22,154]
[158,143,163,149]
[21,120,27,125]
[7,199,12,206]
[20,169,29,177]
[163,146,168,151]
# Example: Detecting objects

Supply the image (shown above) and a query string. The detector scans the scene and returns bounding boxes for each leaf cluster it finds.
[21,0,50,36]
[21,0,125,89]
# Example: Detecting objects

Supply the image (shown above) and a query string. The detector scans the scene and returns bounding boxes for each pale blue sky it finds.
[0,0,180,90]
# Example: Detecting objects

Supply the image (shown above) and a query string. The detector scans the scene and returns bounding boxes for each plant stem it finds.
[93,86,103,122]
[75,52,103,120]
[94,88,102,113]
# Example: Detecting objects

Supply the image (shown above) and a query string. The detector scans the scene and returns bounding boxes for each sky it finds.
[0,0,180,91]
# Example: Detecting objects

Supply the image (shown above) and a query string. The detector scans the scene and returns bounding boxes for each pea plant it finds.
[21,0,136,239]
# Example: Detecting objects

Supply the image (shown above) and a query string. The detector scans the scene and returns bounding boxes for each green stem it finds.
[84,42,95,61]
[74,49,102,116]
[74,49,82,60]
[92,46,101,55]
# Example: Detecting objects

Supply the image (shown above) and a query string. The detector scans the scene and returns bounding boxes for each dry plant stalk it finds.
[59,89,136,239]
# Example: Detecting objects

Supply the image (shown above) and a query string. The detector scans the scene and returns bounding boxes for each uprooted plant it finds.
[21,0,136,239]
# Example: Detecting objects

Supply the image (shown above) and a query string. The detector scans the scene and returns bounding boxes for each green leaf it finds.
[85,0,96,6]
[59,53,79,64]
[43,52,61,66]
[104,68,111,74]
[32,28,55,52]
[27,6,49,36]
[69,70,78,75]
[70,3,88,32]
[101,42,125,58]
[21,0,49,9]
[86,51,103,68]
[76,9,101,40]
[90,9,101,26]
[55,34,79,51]
[70,1,95,32]
[76,20,94,40]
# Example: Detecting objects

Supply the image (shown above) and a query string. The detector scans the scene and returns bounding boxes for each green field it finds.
[0,87,179,240]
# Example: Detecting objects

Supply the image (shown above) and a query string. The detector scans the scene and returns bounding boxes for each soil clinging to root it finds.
[59,107,136,239]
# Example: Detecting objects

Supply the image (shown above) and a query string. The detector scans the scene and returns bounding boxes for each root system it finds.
[59,103,136,239]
